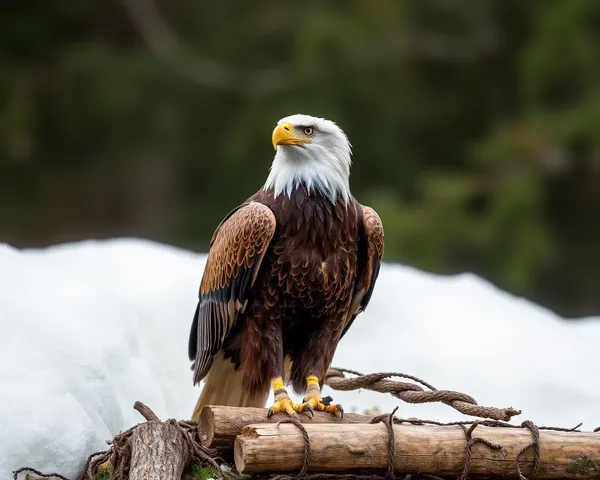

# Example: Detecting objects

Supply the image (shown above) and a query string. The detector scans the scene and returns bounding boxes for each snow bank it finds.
[1,238,598,479]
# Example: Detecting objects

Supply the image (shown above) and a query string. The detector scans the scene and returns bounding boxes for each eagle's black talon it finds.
[303,402,315,418]
[337,404,344,419]
[267,407,275,418]
[321,396,333,406]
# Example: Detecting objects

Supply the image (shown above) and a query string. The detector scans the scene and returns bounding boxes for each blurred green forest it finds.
[1,1,599,317]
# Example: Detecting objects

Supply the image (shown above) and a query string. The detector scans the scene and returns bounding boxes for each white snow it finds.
[1,238,598,479]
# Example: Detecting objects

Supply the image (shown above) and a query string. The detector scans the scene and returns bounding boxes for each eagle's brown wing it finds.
[340,204,384,339]
[188,201,276,385]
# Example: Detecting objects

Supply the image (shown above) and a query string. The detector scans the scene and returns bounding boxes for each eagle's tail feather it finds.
[191,352,269,422]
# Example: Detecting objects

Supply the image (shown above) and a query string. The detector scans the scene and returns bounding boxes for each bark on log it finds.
[235,423,600,479]
[129,421,189,480]
[198,405,373,448]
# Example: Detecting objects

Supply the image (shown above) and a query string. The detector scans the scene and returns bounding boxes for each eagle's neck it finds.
[253,184,358,259]
[263,146,351,205]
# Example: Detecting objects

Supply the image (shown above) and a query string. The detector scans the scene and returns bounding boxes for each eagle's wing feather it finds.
[189,201,276,384]
[340,204,384,339]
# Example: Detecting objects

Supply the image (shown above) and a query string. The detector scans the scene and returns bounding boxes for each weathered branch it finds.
[234,422,600,478]
[198,405,373,448]
[133,400,160,422]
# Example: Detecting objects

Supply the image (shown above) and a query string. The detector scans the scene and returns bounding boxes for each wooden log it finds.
[198,405,373,448]
[129,421,189,480]
[235,422,600,479]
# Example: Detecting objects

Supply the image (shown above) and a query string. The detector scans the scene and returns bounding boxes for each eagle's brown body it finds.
[188,186,382,412]
[222,186,360,395]
[189,114,383,421]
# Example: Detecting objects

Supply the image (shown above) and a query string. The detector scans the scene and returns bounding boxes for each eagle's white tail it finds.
[191,352,269,422]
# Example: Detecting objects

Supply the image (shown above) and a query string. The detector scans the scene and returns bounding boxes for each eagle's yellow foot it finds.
[301,396,344,417]
[266,376,303,418]
[300,375,344,418]
[267,396,303,418]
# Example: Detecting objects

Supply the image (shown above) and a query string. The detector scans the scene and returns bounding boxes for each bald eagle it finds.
[189,114,384,420]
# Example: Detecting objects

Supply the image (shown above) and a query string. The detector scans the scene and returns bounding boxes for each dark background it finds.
[1,1,599,317]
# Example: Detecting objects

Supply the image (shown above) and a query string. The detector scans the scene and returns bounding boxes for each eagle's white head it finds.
[264,113,352,204]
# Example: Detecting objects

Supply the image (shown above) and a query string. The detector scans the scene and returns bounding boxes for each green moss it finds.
[96,462,113,480]
[183,464,254,480]
[184,465,222,480]
[567,455,599,476]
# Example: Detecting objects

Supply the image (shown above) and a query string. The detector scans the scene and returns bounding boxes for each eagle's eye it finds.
[303,126,314,136]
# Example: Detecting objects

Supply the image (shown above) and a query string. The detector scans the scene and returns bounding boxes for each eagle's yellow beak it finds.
[272,123,311,150]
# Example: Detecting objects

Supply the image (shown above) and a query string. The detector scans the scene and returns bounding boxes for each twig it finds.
[133,400,160,422]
